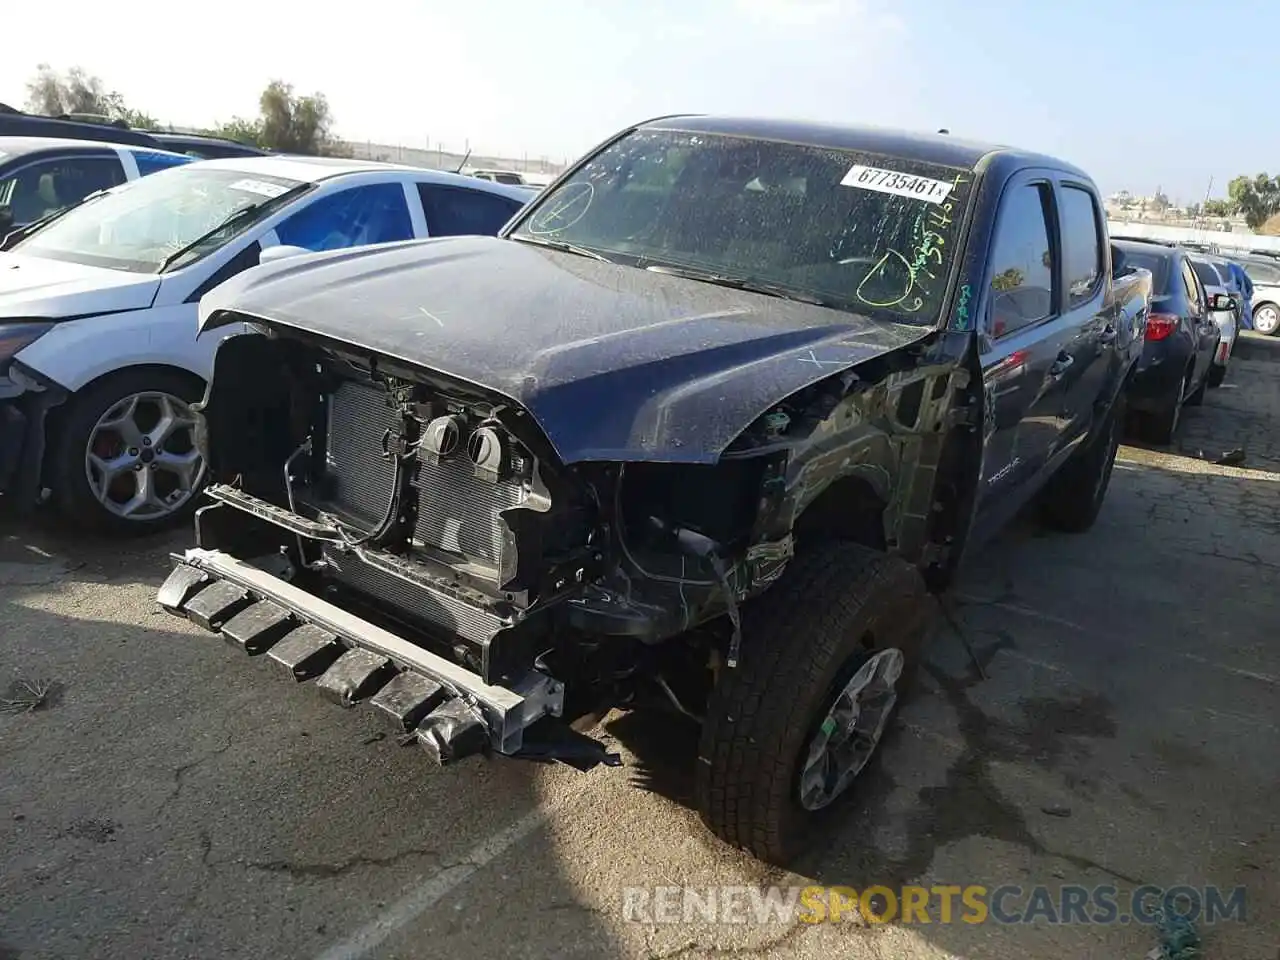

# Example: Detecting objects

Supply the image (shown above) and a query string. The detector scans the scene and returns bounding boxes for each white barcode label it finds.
[228,178,289,198]
[840,165,955,205]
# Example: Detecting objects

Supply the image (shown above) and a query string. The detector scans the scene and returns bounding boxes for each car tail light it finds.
[1145,313,1179,341]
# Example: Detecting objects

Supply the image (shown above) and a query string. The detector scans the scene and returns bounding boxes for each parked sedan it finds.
[0,156,533,532]
[1187,253,1238,387]
[1114,240,1222,444]
[0,136,193,232]
[1234,252,1280,335]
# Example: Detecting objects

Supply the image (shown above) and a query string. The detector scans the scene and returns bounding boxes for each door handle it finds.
[1098,324,1118,345]
[1049,351,1074,377]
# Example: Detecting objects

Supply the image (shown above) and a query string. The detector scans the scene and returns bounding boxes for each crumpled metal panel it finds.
[199,237,926,465]
[182,580,250,631]
[315,647,395,708]
[219,600,295,655]
[267,624,344,681]
[370,671,448,732]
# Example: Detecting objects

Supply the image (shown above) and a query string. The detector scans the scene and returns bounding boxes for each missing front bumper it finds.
[159,547,564,759]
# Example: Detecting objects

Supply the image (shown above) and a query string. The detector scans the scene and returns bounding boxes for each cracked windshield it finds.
[514,128,972,324]
[1,1,1275,958]
[14,167,302,271]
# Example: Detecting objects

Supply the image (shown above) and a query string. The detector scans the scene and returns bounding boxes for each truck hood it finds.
[0,252,160,318]
[199,236,931,464]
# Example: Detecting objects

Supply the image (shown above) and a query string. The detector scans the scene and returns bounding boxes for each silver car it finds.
[1188,254,1238,387]
[1235,253,1280,335]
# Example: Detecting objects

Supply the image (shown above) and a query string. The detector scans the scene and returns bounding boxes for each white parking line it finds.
[1116,451,1280,482]
[314,805,551,960]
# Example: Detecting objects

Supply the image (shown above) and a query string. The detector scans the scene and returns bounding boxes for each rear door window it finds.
[1241,259,1280,284]
[987,182,1056,337]
[274,182,414,251]
[1190,259,1222,288]
[1181,260,1204,316]
[1116,248,1171,292]
[418,184,523,237]
[1058,185,1102,308]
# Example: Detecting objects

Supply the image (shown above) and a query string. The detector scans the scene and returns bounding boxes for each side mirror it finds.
[1209,292,1234,312]
[257,244,313,266]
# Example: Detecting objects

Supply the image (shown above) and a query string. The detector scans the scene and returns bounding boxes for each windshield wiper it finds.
[643,263,838,308]
[156,184,309,273]
[510,233,612,263]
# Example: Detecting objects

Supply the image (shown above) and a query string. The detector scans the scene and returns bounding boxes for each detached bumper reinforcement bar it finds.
[159,548,563,758]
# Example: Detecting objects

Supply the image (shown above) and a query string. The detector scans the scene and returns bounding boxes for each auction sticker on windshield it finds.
[229,178,290,199]
[840,165,955,205]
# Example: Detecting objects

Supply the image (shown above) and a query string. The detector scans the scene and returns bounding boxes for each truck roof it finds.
[0,113,166,150]
[642,115,1091,182]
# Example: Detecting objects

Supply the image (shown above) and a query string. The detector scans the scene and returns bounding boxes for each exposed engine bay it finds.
[163,323,977,768]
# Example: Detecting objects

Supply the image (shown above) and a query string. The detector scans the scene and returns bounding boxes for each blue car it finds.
[1219,257,1254,331]
[0,136,192,232]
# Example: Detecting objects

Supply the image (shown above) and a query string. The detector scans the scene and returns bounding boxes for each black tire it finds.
[1207,364,1226,388]
[48,367,207,536]
[1141,373,1185,446]
[1040,396,1122,534]
[1184,367,1207,407]
[694,541,931,865]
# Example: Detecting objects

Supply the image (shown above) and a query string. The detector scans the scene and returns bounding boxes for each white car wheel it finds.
[1254,303,1280,336]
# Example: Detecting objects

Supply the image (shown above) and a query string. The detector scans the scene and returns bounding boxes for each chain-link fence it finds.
[339,139,569,181]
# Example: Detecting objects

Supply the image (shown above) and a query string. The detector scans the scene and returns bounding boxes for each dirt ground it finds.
[2,338,1277,960]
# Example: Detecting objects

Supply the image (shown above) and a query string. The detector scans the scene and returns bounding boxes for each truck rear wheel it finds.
[1039,395,1122,533]
[694,542,931,865]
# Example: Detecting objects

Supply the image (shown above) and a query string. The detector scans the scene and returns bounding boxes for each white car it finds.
[1236,253,1280,336]
[1187,253,1238,387]
[0,155,532,532]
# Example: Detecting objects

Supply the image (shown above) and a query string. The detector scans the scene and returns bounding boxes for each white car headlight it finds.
[0,321,57,364]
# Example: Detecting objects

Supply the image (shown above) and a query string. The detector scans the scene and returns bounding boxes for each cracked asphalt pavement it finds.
[3,338,1279,959]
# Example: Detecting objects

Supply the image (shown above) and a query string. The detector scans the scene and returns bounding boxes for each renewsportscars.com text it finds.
[621,884,1247,926]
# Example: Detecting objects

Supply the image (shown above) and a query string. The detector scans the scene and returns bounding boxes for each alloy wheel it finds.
[1254,304,1280,335]
[83,391,205,520]
[797,647,904,811]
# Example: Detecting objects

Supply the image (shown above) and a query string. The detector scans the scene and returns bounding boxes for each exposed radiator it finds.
[316,381,528,565]
[321,547,505,645]
[323,381,397,525]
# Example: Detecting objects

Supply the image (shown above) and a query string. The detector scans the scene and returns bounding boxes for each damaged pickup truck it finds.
[159,116,1150,864]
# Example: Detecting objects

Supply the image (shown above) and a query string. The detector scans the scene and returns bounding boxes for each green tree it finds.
[211,80,349,156]
[23,64,156,128]
[203,117,265,148]
[992,267,1024,292]
[1203,198,1236,218]
[1227,174,1280,230]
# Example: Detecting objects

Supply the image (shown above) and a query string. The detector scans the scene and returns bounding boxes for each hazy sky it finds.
[3,0,1271,200]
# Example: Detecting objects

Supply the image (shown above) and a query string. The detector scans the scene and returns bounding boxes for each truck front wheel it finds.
[694,542,931,865]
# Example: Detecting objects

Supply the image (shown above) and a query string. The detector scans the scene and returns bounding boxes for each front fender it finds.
[14,305,248,392]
